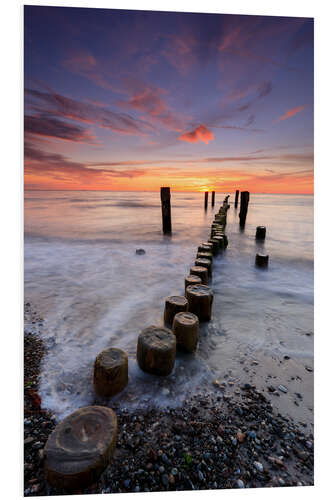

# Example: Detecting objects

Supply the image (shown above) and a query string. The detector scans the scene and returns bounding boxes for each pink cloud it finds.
[117,81,186,132]
[178,125,214,144]
[62,51,112,90]
[162,35,197,76]
[275,105,306,123]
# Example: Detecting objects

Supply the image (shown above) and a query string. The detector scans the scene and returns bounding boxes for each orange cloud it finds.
[275,105,306,123]
[178,125,214,144]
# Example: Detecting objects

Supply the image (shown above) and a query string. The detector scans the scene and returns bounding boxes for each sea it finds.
[24,191,314,425]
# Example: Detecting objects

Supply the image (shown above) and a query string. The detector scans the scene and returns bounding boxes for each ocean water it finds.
[24,191,314,421]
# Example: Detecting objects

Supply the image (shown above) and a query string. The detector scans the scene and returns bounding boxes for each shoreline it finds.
[24,302,313,496]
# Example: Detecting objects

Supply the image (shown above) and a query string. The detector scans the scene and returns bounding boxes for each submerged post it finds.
[160,187,172,234]
[235,189,239,208]
[211,191,215,207]
[204,191,208,210]
[239,191,250,227]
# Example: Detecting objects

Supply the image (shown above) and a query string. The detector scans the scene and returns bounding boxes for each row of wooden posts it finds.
[42,190,268,491]
[160,187,251,235]
[42,193,231,491]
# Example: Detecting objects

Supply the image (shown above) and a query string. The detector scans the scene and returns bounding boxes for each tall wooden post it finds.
[204,191,208,210]
[211,191,215,207]
[235,189,239,208]
[239,191,250,227]
[160,187,172,234]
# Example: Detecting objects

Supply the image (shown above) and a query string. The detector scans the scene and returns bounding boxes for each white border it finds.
[1,1,332,500]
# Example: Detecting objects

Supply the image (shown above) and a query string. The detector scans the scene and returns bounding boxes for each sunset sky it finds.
[24,6,314,193]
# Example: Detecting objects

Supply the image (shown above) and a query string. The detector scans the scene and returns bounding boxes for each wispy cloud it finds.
[178,125,214,144]
[62,50,113,90]
[24,141,147,186]
[117,83,186,132]
[274,105,306,123]
[25,115,96,143]
[25,88,155,136]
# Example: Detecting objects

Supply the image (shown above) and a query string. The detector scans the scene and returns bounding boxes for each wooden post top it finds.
[160,187,171,201]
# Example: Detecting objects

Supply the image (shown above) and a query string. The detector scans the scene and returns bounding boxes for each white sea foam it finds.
[24,191,313,419]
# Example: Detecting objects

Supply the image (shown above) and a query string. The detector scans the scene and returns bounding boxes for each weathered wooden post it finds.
[190,265,209,285]
[164,296,188,326]
[255,253,269,268]
[186,284,214,322]
[137,326,176,376]
[44,406,117,490]
[204,191,208,210]
[160,187,172,234]
[235,189,239,208]
[239,191,250,227]
[185,274,202,292]
[172,312,199,353]
[94,348,128,397]
[211,191,215,207]
[256,226,266,240]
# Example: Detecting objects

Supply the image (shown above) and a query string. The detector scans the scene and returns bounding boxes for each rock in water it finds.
[135,249,146,255]
[137,326,176,376]
[172,312,199,353]
[44,406,117,490]
[94,347,128,397]
[186,284,214,322]
[164,296,188,326]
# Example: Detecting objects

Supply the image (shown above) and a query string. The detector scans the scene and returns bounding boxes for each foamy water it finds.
[24,191,313,420]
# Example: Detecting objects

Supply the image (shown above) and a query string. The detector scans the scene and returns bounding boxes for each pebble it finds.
[237,432,246,443]
[236,479,245,488]
[135,249,146,255]
[161,474,169,487]
[254,461,264,472]
[279,385,288,393]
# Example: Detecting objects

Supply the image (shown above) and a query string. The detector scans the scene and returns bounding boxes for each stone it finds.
[254,461,264,473]
[135,249,146,255]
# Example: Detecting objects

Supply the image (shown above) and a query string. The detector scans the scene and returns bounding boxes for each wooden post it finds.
[239,191,250,227]
[255,253,269,268]
[211,191,215,207]
[256,226,266,240]
[204,191,208,210]
[160,187,172,234]
[235,190,239,208]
